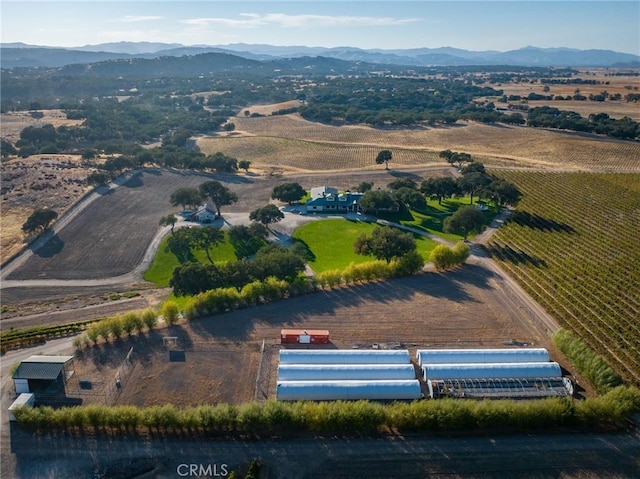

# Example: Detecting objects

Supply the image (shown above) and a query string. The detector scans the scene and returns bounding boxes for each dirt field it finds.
[59,263,589,409]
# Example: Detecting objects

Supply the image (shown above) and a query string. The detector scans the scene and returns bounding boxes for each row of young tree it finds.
[13,386,640,435]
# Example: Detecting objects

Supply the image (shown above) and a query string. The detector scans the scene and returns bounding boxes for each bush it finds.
[553,329,623,394]
[141,309,158,330]
[162,301,181,325]
[429,241,469,271]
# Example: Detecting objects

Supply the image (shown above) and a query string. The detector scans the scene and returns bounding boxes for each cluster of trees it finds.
[527,106,639,140]
[298,77,520,127]
[170,244,306,296]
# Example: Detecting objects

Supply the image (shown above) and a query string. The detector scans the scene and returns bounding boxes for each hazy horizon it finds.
[1,1,638,55]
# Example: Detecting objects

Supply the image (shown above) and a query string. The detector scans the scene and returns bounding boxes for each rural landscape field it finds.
[2,17,640,477]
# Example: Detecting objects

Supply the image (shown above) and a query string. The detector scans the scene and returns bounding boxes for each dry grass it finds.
[0,155,91,264]
[200,114,640,172]
[0,110,84,143]
[240,100,302,116]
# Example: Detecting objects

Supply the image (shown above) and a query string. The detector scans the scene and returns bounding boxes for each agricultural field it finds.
[200,114,640,172]
[67,263,566,409]
[487,171,640,385]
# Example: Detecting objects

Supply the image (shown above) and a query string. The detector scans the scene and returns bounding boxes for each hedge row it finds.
[429,242,471,271]
[1,319,96,354]
[553,328,623,394]
[13,386,640,436]
[184,255,424,321]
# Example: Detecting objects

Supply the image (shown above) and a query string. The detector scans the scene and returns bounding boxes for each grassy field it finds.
[197,114,640,172]
[143,230,243,287]
[487,171,640,385]
[380,198,500,243]
[292,218,438,272]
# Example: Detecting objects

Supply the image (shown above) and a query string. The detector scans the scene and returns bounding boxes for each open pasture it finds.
[216,114,640,172]
[488,171,640,385]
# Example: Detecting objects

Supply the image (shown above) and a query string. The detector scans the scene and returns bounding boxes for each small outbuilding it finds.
[280,329,330,344]
[12,355,75,395]
[8,393,35,421]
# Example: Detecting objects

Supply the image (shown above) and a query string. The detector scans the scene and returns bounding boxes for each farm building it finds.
[421,362,563,381]
[427,377,574,399]
[12,355,75,396]
[277,364,416,381]
[276,380,423,401]
[8,393,35,421]
[279,349,411,365]
[280,329,330,344]
[416,348,550,366]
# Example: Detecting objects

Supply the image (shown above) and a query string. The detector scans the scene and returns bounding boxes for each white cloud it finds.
[120,15,164,23]
[182,13,419,29]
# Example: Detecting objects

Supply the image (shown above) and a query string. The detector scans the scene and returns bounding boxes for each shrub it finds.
[429,242,469,271]
[141,308,158,330]
[162,301,181,325]
[553,329,623,394]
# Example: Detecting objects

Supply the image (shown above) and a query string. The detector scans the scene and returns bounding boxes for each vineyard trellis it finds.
[488,171,640,385]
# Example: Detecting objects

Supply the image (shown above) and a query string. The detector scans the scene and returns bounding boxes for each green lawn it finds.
[293,218,438,272]
[143,231,238,287]
[379,197,500,242]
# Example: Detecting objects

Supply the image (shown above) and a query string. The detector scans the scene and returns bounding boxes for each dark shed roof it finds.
[12,356,73,381]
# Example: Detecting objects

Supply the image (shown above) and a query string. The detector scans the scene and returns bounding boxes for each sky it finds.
[1,1,639,54]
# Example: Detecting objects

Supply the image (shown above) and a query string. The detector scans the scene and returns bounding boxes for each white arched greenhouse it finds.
[421,362,562,381]
[276,380,423,401]
[416,348,549,366]
[279,349,411,365]
[277,364,417,381]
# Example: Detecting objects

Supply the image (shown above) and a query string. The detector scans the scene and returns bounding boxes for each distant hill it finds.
[1,42,638,69]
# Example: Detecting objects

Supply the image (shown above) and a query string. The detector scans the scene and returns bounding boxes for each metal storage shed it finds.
[416,348,549,366]
[277,364,416,381]
[280,329,330,344]
[276,380,423,401]
[8,393,35,421]
[12,355,75,395]
[422,362,562,381]
[279,349,411,365]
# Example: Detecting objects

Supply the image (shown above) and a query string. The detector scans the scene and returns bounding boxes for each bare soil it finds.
[61,263,575,409]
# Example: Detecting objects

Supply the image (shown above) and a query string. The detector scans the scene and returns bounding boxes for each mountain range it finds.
[2,42,639,69]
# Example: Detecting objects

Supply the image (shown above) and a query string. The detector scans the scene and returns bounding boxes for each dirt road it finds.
[6,426,640,478]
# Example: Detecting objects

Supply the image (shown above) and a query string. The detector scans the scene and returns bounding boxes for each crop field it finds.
[487,171,640,385]
[210,114,640,172]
